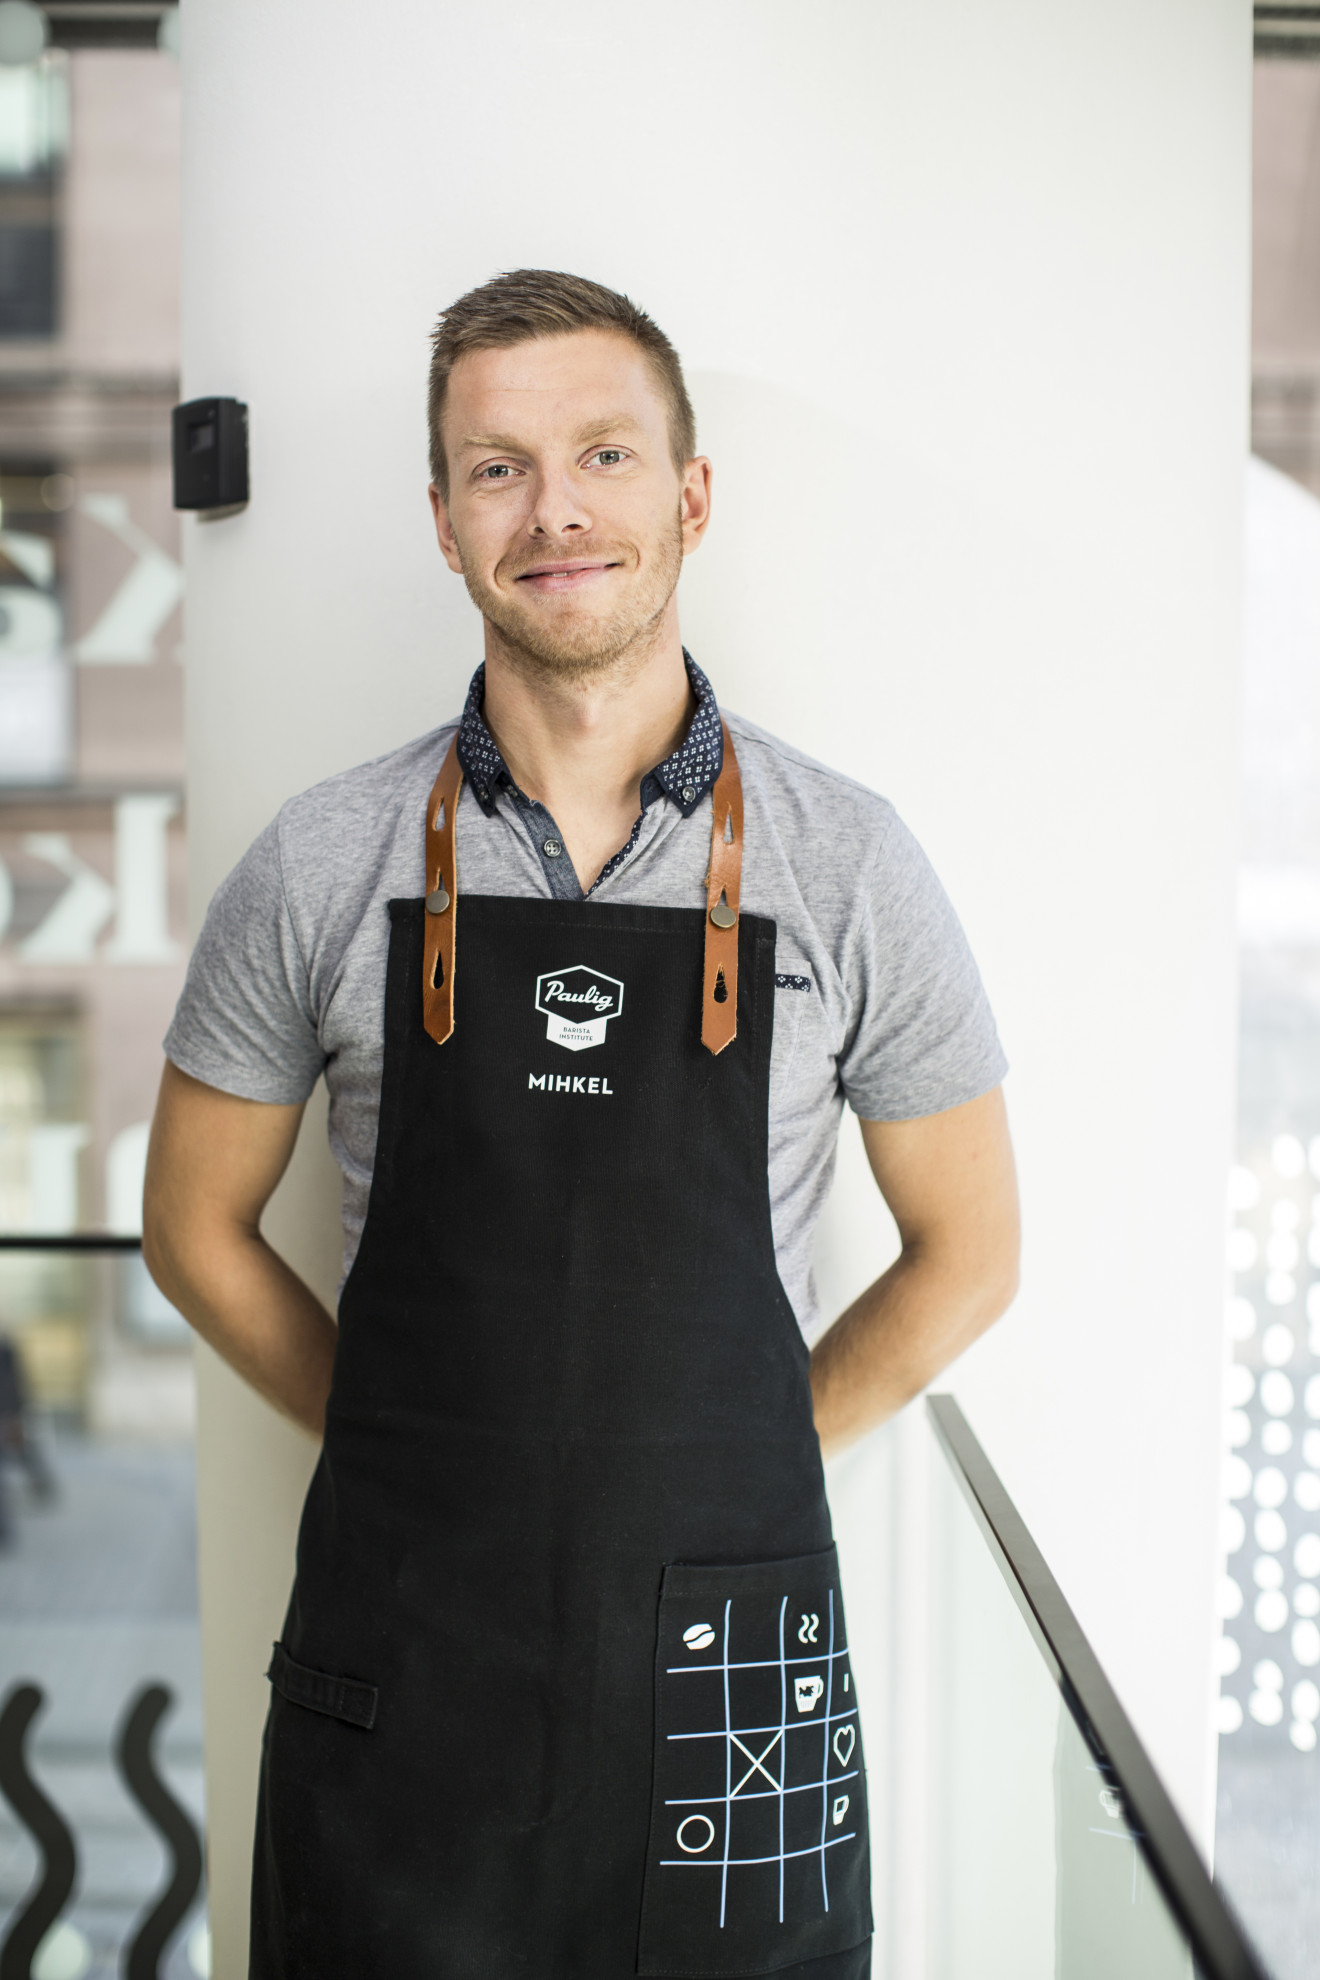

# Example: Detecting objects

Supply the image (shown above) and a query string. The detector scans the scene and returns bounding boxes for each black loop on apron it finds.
[266,1643,377,1732]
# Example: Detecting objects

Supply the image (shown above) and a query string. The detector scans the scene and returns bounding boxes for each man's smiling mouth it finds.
[515,560,619,592]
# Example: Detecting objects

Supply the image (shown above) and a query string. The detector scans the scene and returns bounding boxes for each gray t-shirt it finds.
[164,706,1006,1339]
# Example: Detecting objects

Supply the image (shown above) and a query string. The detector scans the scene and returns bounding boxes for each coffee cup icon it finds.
[794,1675,825,1713]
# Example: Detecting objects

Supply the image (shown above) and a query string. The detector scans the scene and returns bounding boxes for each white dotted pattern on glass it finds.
[1219,1154,1320,1744]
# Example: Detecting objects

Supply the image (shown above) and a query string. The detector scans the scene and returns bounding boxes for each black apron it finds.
[250,732,872,1978]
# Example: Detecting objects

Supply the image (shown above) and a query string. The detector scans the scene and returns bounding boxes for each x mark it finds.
[730,1730,782,1798]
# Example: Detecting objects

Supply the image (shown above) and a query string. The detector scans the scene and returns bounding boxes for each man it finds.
[0,1329,55,1545]
[144,270,1019,1979]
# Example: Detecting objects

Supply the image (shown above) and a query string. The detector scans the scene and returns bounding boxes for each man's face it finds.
[429,329,710,679]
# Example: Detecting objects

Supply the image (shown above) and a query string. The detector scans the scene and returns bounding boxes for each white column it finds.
[180,1,1250,1969]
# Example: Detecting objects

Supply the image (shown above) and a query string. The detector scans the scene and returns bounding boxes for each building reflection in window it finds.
[0,25,208,1980]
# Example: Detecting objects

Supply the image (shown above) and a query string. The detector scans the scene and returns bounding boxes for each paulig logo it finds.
[535,965,624,1053]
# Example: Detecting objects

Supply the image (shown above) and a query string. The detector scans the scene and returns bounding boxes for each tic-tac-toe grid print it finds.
[638,1549,872,1977]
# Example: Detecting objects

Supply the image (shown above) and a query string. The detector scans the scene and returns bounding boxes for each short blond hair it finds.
[427,268,697,498]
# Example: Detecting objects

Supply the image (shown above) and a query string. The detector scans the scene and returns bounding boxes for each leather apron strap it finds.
[422,735,463,1046]
[701,718,743,1055]
[421,720,745,1055]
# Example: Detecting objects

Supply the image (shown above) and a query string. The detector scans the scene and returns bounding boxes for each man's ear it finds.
[428,483,465,574]
[680,457,713,556]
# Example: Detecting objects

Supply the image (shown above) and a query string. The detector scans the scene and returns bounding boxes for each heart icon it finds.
[833,1724,855,1766]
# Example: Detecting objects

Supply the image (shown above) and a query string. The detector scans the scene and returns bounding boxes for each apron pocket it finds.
[637,1546,871,1977]
[266,1642,378,1730]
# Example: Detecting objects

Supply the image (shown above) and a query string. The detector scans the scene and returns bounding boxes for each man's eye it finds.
[479,463,513,480]
[591,449,624,466]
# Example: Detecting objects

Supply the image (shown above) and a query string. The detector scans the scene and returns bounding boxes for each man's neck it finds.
[480,607,694,891]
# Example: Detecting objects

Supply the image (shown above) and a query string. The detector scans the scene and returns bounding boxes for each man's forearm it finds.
[144,1066,333,1436]
[146,1222,337,1438]
[811,1090,1021,1459]
[809,1242,1012,1460]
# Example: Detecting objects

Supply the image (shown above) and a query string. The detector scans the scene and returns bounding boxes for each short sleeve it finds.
[839,809,1007,1122]
[163,817,327,1105]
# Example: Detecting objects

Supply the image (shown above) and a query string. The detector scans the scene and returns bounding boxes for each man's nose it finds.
[528,471,592,537]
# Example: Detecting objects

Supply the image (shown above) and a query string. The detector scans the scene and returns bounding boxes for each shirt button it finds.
[543,838,562,858]
[681,784,696,804]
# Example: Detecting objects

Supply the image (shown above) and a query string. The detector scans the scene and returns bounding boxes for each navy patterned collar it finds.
[456,652,724,820]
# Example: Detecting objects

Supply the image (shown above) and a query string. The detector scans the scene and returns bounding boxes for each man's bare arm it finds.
[810,1086,1020,1458]
[143,1061,338,1437]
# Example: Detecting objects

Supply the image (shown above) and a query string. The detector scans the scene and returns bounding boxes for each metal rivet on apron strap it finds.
[421,718,745,1056]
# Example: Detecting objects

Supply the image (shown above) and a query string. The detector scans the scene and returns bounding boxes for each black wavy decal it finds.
[0,1683,77,1980]
[115,1684,205,1980]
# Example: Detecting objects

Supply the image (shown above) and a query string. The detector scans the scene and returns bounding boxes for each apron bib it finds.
[250,734,873,1979]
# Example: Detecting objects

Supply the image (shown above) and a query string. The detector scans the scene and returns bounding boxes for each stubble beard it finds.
[459,512,685,688]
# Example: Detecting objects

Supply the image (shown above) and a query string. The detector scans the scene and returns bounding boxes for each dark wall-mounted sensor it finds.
[172,397,249,515]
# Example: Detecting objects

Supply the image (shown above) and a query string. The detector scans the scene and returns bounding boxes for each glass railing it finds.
[927,1395,1269,1980]
[0,1229,208,1980]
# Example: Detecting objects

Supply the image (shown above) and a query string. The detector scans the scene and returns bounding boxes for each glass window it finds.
[0,34,206,1980]
[1214,28,1320,1980]
[0,58,66,341]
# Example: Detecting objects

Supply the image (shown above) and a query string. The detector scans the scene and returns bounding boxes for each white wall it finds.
[180,2,1250,1971]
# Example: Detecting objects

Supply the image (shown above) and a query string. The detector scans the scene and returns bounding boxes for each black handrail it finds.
[0,1235,142,1251]
[927,1393,1270,1980]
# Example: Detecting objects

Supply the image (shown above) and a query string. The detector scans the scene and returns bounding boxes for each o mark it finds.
[676,1814,716,1854]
